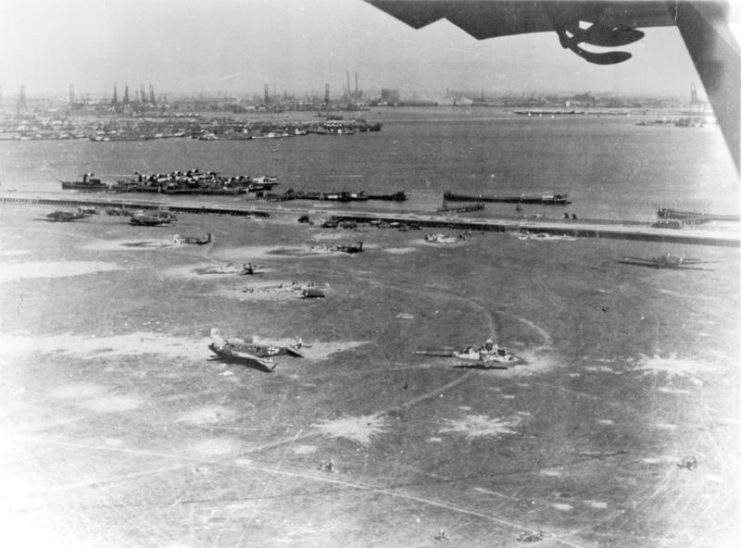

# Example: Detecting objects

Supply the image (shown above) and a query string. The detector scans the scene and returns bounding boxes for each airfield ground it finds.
[1,204,739,547]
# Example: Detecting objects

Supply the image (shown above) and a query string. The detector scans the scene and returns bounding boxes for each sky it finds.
[0,0,738,99]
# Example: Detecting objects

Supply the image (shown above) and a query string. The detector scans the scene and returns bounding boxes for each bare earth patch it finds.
[439,414,520,440]
[0,261,121,283]
[0,333,211,361]
[312,414,387,446]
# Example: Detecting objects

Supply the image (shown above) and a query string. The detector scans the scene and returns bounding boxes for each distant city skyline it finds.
[2,0,738,100]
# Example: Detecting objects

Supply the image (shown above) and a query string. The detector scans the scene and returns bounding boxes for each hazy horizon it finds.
[2,0,738,100]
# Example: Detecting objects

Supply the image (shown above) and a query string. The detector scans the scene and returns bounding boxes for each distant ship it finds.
[443,191,571,205]
[512,110,584,116]
[60,173,108,191]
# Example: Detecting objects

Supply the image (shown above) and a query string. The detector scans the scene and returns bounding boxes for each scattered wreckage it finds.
[197,262,259,276]
[172,233,212,245]
[516,230,576,241]
[414,339,521,369]
[208,328,305,372]
[240,281,327,299]
[424,232,471,244]
[309,241,364,254]
[516,530,545,543]
[45,209,90,222]
[129,209,177,226]
[122,233,211,248]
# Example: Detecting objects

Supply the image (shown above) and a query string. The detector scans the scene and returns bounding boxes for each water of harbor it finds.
[0,107,737,221]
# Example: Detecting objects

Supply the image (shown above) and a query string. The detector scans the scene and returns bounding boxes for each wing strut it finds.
[675,2,740,172]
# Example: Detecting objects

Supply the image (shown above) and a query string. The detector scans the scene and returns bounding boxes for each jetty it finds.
[657,207,741,223]
[436,203,485,214]
[443,191,571,205]
[2,193,738,247]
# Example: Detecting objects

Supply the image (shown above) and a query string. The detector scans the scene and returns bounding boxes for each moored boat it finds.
[60,173,108,191]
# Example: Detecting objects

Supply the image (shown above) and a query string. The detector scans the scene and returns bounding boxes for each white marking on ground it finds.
[0,249,29,256]
[0,332,212,360]
[634,353,720,378]
[190,438,243,456]
[657,386,692,395]
[80,395,142,413]
[597,419,614,425]
[439,414,519,440]
[177,405,236,425]
[641,456,678,464]
[586,501,608,509]
[0,261,121,283]
[49,383,108,400]
[584,365,617,373]
[702,474,723,483]
[653,423,678,430]
[313,414,387,446]
[291,445,317,455]
[539,469,563,477]
[427,437,443,443]
[552,503,573,511]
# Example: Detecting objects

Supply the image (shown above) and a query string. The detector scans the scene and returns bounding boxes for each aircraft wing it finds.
[367,1,673,40]
[366,0,740,171]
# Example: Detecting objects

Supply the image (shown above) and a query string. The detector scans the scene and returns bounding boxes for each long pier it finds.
[2,193,739,247]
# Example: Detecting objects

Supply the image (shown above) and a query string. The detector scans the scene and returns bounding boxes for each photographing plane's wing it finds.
[367,1,673,40]
[366,0,740,171]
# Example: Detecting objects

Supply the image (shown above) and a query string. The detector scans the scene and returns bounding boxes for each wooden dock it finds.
[2,193,739,248]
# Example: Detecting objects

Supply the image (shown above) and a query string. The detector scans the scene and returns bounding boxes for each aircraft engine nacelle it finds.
[581,23,645,47]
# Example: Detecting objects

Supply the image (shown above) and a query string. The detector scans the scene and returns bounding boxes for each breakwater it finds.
[2,193,738,247]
